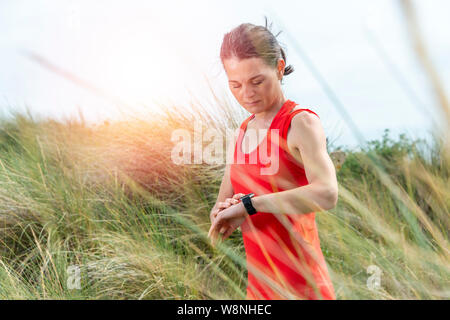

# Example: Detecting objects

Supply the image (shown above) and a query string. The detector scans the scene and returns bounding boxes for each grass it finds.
[0,98,448,300]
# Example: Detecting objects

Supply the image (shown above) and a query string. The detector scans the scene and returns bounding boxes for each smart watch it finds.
[240,193,257,215]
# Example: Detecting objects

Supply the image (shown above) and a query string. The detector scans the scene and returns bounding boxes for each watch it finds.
[240,193,257,215]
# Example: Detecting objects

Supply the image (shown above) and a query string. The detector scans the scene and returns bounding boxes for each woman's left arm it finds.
[208,112,338,245]
[252,111,338,214]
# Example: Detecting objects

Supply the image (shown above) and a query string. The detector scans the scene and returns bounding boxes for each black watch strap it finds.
[240,193,257,215]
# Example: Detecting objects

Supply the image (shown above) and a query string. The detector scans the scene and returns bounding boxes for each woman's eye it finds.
[230,80,262,88]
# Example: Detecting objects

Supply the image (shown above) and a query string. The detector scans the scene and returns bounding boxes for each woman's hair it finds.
[220,16,294,83]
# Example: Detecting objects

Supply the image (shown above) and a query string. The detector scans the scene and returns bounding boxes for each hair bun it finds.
[284,65,294,76]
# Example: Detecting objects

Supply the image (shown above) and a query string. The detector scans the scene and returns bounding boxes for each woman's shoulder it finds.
[283,105,321,140]
[288,105,320,119]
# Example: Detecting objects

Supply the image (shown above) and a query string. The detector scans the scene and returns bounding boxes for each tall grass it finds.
[0,98,448,299]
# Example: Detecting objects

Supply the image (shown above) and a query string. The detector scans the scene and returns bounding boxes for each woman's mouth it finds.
[246,100,260,105]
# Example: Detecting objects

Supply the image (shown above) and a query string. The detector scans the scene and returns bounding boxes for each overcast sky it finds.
[1,0,449,149]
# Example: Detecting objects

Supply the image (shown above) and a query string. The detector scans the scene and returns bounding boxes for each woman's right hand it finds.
[210,193,245,224]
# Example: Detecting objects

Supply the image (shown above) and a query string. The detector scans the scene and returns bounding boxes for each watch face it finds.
[240,193,251,201]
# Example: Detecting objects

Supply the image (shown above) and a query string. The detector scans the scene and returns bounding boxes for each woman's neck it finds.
[253,95,287,125]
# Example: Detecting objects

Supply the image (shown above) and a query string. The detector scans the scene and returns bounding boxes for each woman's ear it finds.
[277,58,285,80]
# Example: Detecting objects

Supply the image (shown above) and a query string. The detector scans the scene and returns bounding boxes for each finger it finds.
[211,207,220,215]
[225,198,240,206]
[208,220,217,238]
[232,193,246,200]
[224,198,234,206]
[219,226,227,234]
[207,224,213,239]
[221,226,235,241]
[217,202,230,210]
[213,208,223,221]
[212,222,221,245]
[210,206,220,217]
[209,220,221,246]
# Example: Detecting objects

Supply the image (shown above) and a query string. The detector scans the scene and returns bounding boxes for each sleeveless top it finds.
[230,99,336,300]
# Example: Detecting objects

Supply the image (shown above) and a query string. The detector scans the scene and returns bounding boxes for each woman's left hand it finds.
[207,201,247,247]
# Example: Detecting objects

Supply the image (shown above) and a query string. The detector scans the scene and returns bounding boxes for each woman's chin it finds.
[244,103,263,113]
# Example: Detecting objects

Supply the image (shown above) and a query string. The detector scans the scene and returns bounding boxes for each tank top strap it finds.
[234,114,255,162]
[284,100,298,115]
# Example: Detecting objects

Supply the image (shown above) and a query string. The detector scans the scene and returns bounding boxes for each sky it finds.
[0,0,449,149]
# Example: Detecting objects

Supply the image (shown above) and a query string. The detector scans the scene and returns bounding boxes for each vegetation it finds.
[0,104,448,299]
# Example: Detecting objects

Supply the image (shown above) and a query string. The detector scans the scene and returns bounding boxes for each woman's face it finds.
[223,56,285,114]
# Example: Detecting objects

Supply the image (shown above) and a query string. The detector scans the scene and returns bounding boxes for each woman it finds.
[207,20,338,300]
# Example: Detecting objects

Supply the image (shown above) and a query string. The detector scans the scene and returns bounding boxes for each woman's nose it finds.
[242,85,256,100]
